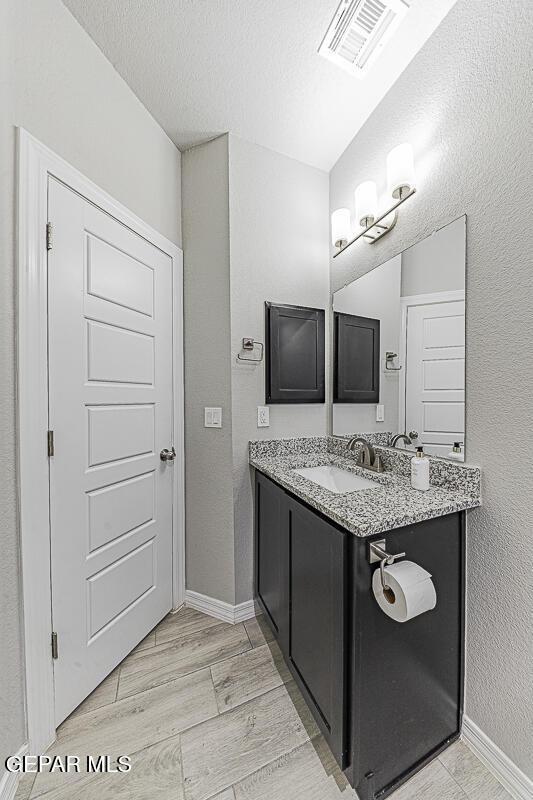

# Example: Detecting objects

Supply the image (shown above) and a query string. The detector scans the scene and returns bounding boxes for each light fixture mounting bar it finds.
[332,188,416,258]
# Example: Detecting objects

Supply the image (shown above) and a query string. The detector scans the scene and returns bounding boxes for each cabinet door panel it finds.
[265,302,325,404]
[334,312,380,403]
[254,472,286,640]
[350,513,464,799]
[286,499,347,767]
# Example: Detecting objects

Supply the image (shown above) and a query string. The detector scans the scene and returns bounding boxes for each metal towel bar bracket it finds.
[369,539,406,591]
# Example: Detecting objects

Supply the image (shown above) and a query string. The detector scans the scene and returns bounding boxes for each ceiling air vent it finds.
[319,0,410,78]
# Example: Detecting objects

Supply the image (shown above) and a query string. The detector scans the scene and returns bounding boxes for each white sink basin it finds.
[292,465,379,494]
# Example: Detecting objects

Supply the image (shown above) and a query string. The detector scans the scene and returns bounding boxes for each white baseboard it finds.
[462,716,533,800]
[0,744,28,800]
[185,590,256,625]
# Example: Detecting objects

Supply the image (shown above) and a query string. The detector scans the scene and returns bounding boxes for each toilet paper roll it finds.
[372,560,436,623]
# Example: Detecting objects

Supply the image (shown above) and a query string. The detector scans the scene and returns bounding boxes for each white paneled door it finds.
[48,177,175,724]
[405,299,465,457]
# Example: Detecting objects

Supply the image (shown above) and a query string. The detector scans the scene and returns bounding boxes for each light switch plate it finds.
[376,404,385,422]
[257,406,270,427]
[204,407,222,428]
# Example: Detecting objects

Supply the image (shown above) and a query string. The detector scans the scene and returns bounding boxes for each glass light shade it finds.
[331,208,351,247]
[387,143,416,199]
[354,181,378,228]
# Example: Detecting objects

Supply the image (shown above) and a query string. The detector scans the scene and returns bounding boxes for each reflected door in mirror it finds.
[405,299,465,456]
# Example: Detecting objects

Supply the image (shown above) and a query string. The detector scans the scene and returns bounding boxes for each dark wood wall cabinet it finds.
[334,312,380,403]
[254,471,465,800]
[265,302,325,404]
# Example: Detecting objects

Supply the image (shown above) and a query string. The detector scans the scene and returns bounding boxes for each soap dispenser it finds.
[411,446,429,491]
[447,441,465,462]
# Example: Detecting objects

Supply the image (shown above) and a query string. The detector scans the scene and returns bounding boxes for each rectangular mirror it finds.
[332,216,466,460]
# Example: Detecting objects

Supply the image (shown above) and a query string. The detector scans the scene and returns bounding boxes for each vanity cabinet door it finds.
[349,513,464,800]
[285,497,348,768]
[265,302,325,404]
[334,311,380,403]
[254,472,287,643]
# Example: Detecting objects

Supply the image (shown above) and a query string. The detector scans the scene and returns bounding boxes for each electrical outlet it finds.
[204,407,222,428]
[376,404,385,422]
[257,406,270,427]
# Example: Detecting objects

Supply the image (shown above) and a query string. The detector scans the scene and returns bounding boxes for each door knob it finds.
[160,447,176,462]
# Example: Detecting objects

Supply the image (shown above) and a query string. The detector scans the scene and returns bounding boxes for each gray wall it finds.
[329,0,533,778]
[182,134,329,606]
[401,215,465,297]
[228,135,330,603]
[182,136,237,605]
[0,0,181,772]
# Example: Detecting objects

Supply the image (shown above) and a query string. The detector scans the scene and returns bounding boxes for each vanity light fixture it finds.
[331,208,351,248]
[355,181,378,228]
[331,142,416,258]
[387,143,416,199]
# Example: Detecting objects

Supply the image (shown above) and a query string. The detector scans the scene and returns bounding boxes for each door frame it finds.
[398,289,465,435]
[17,128,185,754]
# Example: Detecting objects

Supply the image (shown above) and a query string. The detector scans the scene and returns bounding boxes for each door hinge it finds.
[51,631,58,660]
[47,430,54,457]
[46,222,53,251]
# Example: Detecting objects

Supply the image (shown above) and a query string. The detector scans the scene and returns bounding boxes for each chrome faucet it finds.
[389,433,412,448]
[347,437,384,473]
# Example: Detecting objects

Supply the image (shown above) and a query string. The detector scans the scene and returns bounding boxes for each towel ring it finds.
[385,351,402,371]
[237,338,264,363]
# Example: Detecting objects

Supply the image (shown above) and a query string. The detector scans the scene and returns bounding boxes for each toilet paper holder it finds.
[369,539,406,591]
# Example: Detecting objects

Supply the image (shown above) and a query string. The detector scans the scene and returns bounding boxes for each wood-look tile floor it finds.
[16,609,512,800]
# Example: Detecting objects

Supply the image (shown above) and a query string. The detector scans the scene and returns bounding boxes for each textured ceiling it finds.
[62,0,458,170]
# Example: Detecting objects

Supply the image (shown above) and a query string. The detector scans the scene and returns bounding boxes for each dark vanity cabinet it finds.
[334,312,380,403]
[255,471,348,767]
[265,302,325,404]
[254,471,465,800]
[254,472,287,642]
[285,496,348,766]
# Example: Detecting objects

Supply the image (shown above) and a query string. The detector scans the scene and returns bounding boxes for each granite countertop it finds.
[249,437,481,538]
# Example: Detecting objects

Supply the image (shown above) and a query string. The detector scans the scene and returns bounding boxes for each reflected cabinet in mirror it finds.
[332,216,466,460]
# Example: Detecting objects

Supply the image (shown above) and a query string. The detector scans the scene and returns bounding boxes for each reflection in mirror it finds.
[332,216,466,460]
